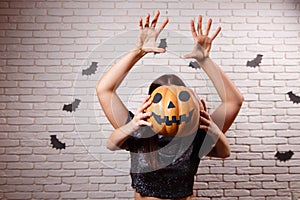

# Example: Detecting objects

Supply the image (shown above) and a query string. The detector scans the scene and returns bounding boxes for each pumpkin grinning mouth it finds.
[152,109,195,126]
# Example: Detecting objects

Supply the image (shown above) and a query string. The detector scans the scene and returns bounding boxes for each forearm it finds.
[207,132,231,158]
[96,48,146,93]
[197,57,243,104]
[96,49,147,129]
[106,121,137,151]
[197,57,244,132]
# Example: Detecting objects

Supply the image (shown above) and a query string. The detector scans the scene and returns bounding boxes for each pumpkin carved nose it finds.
[168,101,175,109]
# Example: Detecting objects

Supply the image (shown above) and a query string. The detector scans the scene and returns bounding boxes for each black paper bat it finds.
[275,150,294,162]
[188,61,201,69]
[50,135,66,149]
[246,54,263,68]
[287,91,300,104]
[62,99,81,112]
[154,38,167,55]
[82,62,98,76]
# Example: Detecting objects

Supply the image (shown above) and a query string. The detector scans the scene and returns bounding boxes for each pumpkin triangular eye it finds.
[153,93,162,103]
[178,91,190,102]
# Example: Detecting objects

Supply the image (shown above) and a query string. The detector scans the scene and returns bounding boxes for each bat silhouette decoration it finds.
[62,99,81,112]
[50,135,66,149]
[82,62,98,76]
[246,54,263,68]
[154,38,167,55]
[287,91,300,104]
[275,150,294,162]
[188,61,201,70]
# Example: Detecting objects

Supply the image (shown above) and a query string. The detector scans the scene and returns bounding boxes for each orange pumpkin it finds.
[146,85,199,137]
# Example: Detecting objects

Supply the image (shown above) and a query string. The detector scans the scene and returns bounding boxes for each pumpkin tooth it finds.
[164,116,178,126]
[152,109,195,126]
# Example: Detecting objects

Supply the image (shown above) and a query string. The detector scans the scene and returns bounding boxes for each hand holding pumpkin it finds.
[199,108,221,143]
[184,15,221,61]
[130,95,153,132]
[135,10,169,53]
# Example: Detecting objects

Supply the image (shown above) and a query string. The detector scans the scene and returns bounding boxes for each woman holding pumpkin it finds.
[96,10,244,200]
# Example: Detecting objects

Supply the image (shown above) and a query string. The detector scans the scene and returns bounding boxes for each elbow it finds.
[96,80,104,95]
[215,145,231,159]
[228,93,244,108]
[215,149,230,159]
[221,149,231,159]
[106,137,124,151]
[238,94,244,107]
[235,92,244,107]
[232,94,244,108]
[106,140,118,151]
[209,146,231,159]
[221,144,231,158]
[96,80,110,106]
[96,78,112,97]
[227,95,244,114]
[220,142,231,158]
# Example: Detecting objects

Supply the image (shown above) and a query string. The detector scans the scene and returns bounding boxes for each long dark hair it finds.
[148,74,186,95]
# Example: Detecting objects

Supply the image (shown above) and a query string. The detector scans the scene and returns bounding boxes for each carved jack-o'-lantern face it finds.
[146,85,199,137]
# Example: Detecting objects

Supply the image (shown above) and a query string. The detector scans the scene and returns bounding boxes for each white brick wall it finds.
[0,0,300,199]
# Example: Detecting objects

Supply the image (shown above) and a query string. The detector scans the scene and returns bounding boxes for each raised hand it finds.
[135,10,169,53]
[184,16,221,61]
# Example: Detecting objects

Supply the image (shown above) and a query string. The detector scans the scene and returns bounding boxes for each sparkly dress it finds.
[122,112,214,199]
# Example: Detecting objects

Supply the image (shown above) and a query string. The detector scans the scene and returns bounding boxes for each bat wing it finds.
[287,91,300,104]
[82,62,98,76]
[62,98,81,112]
[246,54,263,68]
[188,61,201,69]
[50,135,66,149]
[154,38,167,55]
[73,99,81,109]
[275,150,294,162]
[257,54,263,62]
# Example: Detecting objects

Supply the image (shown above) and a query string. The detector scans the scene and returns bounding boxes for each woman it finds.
[96,11,244,200]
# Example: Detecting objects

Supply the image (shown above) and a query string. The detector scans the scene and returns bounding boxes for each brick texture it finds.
[0,0,300,199]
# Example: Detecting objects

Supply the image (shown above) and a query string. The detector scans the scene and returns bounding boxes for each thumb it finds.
[183,53,194,59]
[144,47,166,53]
[154,47,166,53]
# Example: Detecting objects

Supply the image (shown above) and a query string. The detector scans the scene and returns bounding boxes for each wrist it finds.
[195,56,216,72]
[195,56,210,64]
[131,47,147,57]
[122,121,139,135]
[207,124,222,143]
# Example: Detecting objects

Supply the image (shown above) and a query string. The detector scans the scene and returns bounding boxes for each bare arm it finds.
[185,16,244,133]
[106,96,152,151]
[197,99,230,158]
[199,57,243,133]
[96,49,146,128]
[199,109,230,158]
[96,11,168,129]
[207,133,231,158]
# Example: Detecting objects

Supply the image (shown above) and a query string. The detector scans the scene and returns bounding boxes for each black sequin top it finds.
[123,112,214,199]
